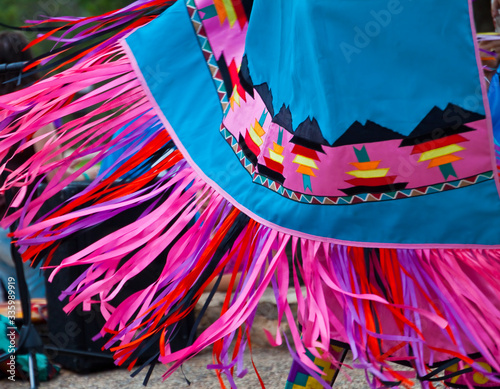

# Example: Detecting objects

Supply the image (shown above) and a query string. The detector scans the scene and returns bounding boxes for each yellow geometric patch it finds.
[249,124,264,146]
[346,168,390,178]
[418,144,465,162]
[293,155,319,169]
[269,149,285,164]
[222,0,238,27]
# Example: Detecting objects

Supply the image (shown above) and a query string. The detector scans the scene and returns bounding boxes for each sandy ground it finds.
[4,289,445,389]
[6,348,419,389]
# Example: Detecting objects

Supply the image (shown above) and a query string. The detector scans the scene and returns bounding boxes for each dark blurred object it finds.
[474,0,495,32]
[0,31,38,94]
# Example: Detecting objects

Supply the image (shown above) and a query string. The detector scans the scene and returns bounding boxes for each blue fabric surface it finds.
[245,0,483,144]
[99,122,162,180]
[125,0,500,246]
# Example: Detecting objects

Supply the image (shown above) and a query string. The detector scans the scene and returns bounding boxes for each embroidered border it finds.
[222,126,494,205]
[188,0,495,205]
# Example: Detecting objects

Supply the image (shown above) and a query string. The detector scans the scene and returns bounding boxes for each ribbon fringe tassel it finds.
[1,4,500,388]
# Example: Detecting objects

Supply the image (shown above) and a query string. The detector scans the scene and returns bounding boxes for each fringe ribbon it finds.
[0,4,499,388]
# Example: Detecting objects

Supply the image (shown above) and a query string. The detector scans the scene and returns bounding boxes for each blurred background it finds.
[0,0,130,56]
[2,0,129,24]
